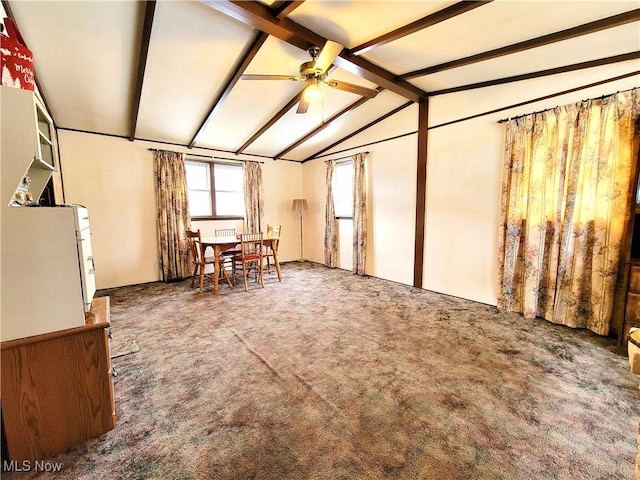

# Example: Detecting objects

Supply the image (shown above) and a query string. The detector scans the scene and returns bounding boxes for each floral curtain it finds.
[244,161,264,233]
[498,89,640,336]
[324,160,338,268]
[153,150,191,281]
[353,153,368,275]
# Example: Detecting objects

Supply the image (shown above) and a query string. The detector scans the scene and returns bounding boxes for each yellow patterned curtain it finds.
[243,161,264,233]
[353,153,367,276]
[153,150,191,281]
[324,160,338,268]
[498,89,640,335]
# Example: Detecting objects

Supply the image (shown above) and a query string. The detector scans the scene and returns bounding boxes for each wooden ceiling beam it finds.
[401,8,640,79]
[275,87,384,159]
[189,31,269,148]
[129,1,156,141]
[352,1,493,55]
[303,100,413,162]
[413,99,428,289]
[272,0,305,19]
[202,0,312,50]
[202,0,427,102]
[429,51,640,96]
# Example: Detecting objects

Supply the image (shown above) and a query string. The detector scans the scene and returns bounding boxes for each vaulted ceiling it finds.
[5,1,639,162]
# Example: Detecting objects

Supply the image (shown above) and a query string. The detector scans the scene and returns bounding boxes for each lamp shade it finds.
[292,198,308,212]
[303,82,322,104]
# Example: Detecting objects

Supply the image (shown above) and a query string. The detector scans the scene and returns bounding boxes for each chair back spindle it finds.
[233,233,265,291]
[215,228,236,238]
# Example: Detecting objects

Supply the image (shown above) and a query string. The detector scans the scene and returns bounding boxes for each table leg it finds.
[213,246,220,295]
[272,240,282,282]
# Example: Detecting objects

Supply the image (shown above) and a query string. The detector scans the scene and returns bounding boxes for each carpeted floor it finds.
[5,262,640,479]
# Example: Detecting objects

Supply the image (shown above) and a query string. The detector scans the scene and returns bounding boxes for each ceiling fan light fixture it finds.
[303,82,322,104]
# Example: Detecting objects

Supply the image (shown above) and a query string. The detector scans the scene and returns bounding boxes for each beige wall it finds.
[425,68,639,305]
[423,117,503,304]
[58,67,639,300]
[301,67,639,306]
[58,130,302,289]
[301,109,418,285]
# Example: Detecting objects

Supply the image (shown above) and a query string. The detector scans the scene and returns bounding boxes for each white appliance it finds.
[1,205,97,341]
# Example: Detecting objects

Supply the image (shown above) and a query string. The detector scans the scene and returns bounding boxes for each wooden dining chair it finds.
[232,233,265,292]
[215,228,240,275]
[186,229,232,293]
[264,225,281,274]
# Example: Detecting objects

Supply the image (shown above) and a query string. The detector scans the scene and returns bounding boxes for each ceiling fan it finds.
[240,40,379,114]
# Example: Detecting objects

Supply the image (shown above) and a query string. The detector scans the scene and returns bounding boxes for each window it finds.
[185,161,212,216]
[184,160,244,219]
[334,160,353,218]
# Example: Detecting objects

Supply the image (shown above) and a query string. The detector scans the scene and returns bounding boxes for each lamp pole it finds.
[292,198,308,262]
[298,210,304,262]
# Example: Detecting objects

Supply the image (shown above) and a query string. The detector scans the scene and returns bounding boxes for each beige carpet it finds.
[110,334,139,359]
[4,261,639,479]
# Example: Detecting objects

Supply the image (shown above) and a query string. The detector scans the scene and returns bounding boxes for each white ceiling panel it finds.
[321,103,420,158]
[429,63,640,127]
[197,59,379,154]
[247,83,369,158]
[195,37,307,150]
[194,78,303,151]
[9,1,141,136]
[363,1,639,75]
[244,35,313,75]
[135,1,254,144]
[288,1,456,49]
[6,1,638,161]
[288,91,412,161]
[244,67,381,158]
[411,23,640,93]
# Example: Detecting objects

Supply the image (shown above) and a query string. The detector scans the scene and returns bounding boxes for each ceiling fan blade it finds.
[325,80,379,98]
[313,40,344,75]
[296,97,310,114]
[241,74,303,81]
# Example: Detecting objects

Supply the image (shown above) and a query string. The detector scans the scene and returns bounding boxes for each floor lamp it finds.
[292,198,308,262]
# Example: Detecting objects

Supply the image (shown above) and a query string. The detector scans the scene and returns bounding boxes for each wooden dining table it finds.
[198,235,282,295]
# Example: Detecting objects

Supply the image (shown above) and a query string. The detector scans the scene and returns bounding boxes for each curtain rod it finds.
[148,148,264,164]
[497,84,638,124]
[323,151,369,163]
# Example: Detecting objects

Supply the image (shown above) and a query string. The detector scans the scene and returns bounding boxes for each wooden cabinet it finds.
[1,297,115,462]
[1,86,93,342]
[0,86,63,206]
[620,199,640,353]
[621,265,640,353]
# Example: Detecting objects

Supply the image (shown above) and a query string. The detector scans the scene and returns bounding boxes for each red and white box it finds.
[1,17,34,91]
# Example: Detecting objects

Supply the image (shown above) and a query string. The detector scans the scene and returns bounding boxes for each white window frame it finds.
[333,160,353,219]
[184,159,245,219]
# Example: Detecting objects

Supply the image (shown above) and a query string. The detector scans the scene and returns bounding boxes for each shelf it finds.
[31,157,55,171]
[1,87,58,207]
[38,132,53,146]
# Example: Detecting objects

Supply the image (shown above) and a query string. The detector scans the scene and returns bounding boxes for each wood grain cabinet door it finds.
[629,266,640,294]
[624,293,640,346]
[1,325,115,462]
